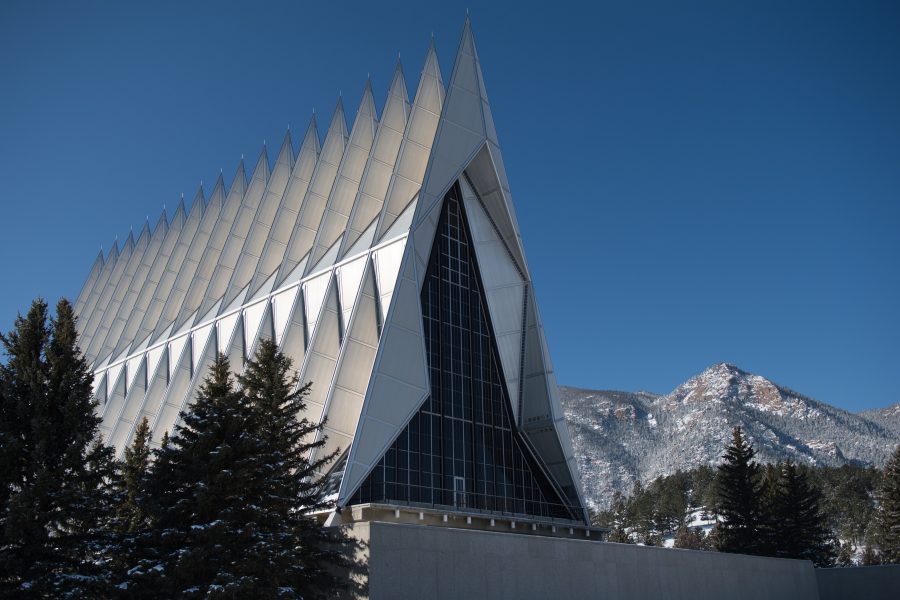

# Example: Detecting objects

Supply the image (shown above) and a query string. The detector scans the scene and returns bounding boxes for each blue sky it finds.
[1,1,898,412]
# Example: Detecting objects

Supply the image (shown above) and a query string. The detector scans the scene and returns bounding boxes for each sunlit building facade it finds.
[74,18,589,528]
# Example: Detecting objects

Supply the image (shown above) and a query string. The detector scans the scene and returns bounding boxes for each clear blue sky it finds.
[1,1,898,412]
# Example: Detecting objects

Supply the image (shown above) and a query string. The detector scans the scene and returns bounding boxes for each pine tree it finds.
[876,445,900,563]
[715,426,764,555]
[757,462,781,555]
[835,540,855,567]
[674,526,704,550]
[770,462,834,566]
[119,342,358,597]
[116,353,250,595]
[0,298,116,596]
[235,338,354,597]
[115,417,151,534]
[860,543,881,565]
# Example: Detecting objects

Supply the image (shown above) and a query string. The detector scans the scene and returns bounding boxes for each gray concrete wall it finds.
[345,521,820,600]
[816,565,900,600]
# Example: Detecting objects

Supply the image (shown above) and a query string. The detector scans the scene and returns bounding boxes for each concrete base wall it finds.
[816,565,900,600]
[344,521,820,600]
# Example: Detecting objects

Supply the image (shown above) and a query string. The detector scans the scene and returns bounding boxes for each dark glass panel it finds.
[349,183,577,520]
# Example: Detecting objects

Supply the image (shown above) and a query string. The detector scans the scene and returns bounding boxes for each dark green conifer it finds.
[876,445,900,563]
[120,341,358,597]
[115,417,151,533]
[771,462,834,566]
[715,426,764,555]
[0,298,116,596]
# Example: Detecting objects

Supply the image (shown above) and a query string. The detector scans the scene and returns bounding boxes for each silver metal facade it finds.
[75,18,589,525]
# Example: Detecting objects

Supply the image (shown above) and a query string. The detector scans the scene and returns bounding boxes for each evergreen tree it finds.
[835,540,855,567]
[0,298,116,597]
[674,526,704,550]
[876,445,900,563]
[119,342,358,597]
[715,426,764,555]
[758,462,781,554]
[235,338,354,597]
[115,417,151,534]
[860,543,881,565]
[770,462,834,566]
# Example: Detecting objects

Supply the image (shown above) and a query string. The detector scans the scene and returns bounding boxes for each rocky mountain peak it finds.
[560,364,899,511]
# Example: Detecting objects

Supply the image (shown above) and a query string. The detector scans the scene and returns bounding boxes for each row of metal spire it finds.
[73,39,445,370]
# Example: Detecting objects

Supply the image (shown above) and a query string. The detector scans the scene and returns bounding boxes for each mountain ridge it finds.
[561,362,899,511]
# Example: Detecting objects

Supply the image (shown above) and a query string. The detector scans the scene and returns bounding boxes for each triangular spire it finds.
[154,209,169,237]
[107,239,119,262]
[372,39,445,242]
[251,143,271,184]
[354,78,378,141]
[189,184,205,216]
[93,249,105,270]
[299,113,321,157]
[132,221,151,257]
[209,171,226,209]
[305,79,380,270]
[273,97,349,289]
[382,58,410,133]
[418,37,444,116]
[123,230,135,254]
[276,128,294,170]
[73,250,106,315]
[329,96,348,143]
[229,159,247,202]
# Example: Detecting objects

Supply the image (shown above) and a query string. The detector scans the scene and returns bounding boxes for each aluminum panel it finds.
[303,271,331,339]
[165,161,247,339]
[340,62,409,258]
[192,324,213,373]
[246,117,320,299]
[272,285,300,345]
[275,99,348,288]
[337,256,367,333]
[373,238,405,315]
[243,299,268,358]
[216,313,240,355]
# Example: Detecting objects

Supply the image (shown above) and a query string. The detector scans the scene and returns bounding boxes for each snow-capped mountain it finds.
[561,363,899,511]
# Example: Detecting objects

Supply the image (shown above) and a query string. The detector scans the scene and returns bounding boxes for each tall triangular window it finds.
[350,183,577,520]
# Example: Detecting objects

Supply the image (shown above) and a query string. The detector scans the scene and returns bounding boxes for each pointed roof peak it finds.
[252,143,271,178]
[230,158,248,196]
[458,14,476,55]
[208,170,226,207]
[212,170,225,193]
[389,59,408,97]
[422,37,442,78]
[190,183,205,212]
[327,95,348,138]
[155,207,169,230]
[299,113,321,154]
[277,128,294,162]
[358,78,377,116]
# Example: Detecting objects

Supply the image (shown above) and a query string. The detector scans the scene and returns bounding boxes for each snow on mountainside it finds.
[561,363,899,511]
